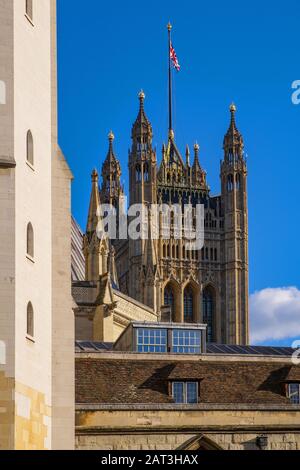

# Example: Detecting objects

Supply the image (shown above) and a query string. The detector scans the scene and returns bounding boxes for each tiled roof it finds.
[75,357,300,405]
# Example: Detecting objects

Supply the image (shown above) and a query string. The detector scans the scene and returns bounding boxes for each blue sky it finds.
[57,0,300,346]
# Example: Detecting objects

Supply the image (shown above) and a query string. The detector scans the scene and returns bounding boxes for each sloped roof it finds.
[75,357,300,405]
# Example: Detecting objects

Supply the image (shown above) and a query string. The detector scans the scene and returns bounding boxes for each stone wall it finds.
[75,431,300,451]
[75,408,300,450]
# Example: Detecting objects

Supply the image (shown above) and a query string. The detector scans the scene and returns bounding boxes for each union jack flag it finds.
[170,43,180,71]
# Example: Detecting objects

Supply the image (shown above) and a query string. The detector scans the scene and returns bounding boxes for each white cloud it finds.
[250,287,300,344]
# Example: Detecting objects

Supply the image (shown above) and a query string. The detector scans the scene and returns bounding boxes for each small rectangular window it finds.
[288,384,300,404]
[172,381,198,404]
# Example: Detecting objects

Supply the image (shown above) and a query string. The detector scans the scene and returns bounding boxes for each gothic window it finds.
[228,150,234,163]
[144,163,149,182]
[167,244,170,257]
[26,0,33,21]
[203,287,215,342]
[176,245,179,259]
[227,174,234,192]
[205,248,209,260]
[214,248,218,261]
[26,130,34,166]
[164,286,175,318]
[26,223,34,259]
[135,164,141,182]
[163,244,166,258]
[236,173,241,190]
[182,246,186,259]
[26,302,34,338]
[210,248,214,260]
[184,286,194,323]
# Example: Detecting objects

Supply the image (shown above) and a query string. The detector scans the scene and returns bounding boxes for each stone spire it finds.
[192,142,201,171]
[100,131,123,206]
[131,90,153,142]
[86,169,100,235]
[107,130,116,161]
[223,103,244,160]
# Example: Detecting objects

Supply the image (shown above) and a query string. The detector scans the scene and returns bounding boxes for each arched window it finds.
[163,244,166,258]
[227,174,234,192]
[135,164,142,182]
[144,163,149,182]
[236,173,241,190]
[26,130,34,166]
[184,286,194,323]
[164,285,175,318]
[203,287,215,342]
[26,0,33,20]
[26,223,34,259]
[27,302,34,338]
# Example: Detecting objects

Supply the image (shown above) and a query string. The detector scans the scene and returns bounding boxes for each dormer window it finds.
[172,381,199,404]
[287,383,300,404]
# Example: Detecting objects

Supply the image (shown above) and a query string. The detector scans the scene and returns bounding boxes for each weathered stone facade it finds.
[75,351,300,451]
[0,0,74,449]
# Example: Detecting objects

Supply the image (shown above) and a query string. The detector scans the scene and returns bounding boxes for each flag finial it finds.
[139,90,145,101]
[230,102,237,113]
[167,22,172,32]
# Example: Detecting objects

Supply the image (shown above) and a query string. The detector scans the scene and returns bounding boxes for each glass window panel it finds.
[173,382,184,404]
[288,384,300,404]
[187,382,198,404]
[172,330,201,354]
[137,328,167,353]
[172,382,198,404]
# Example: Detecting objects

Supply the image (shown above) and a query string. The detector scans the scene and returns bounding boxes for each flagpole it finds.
[167,22,172,134]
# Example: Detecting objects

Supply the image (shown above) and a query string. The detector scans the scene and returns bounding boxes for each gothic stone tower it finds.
[128,91,160,311]
[221,104,249,344]
[85,93,249,345]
